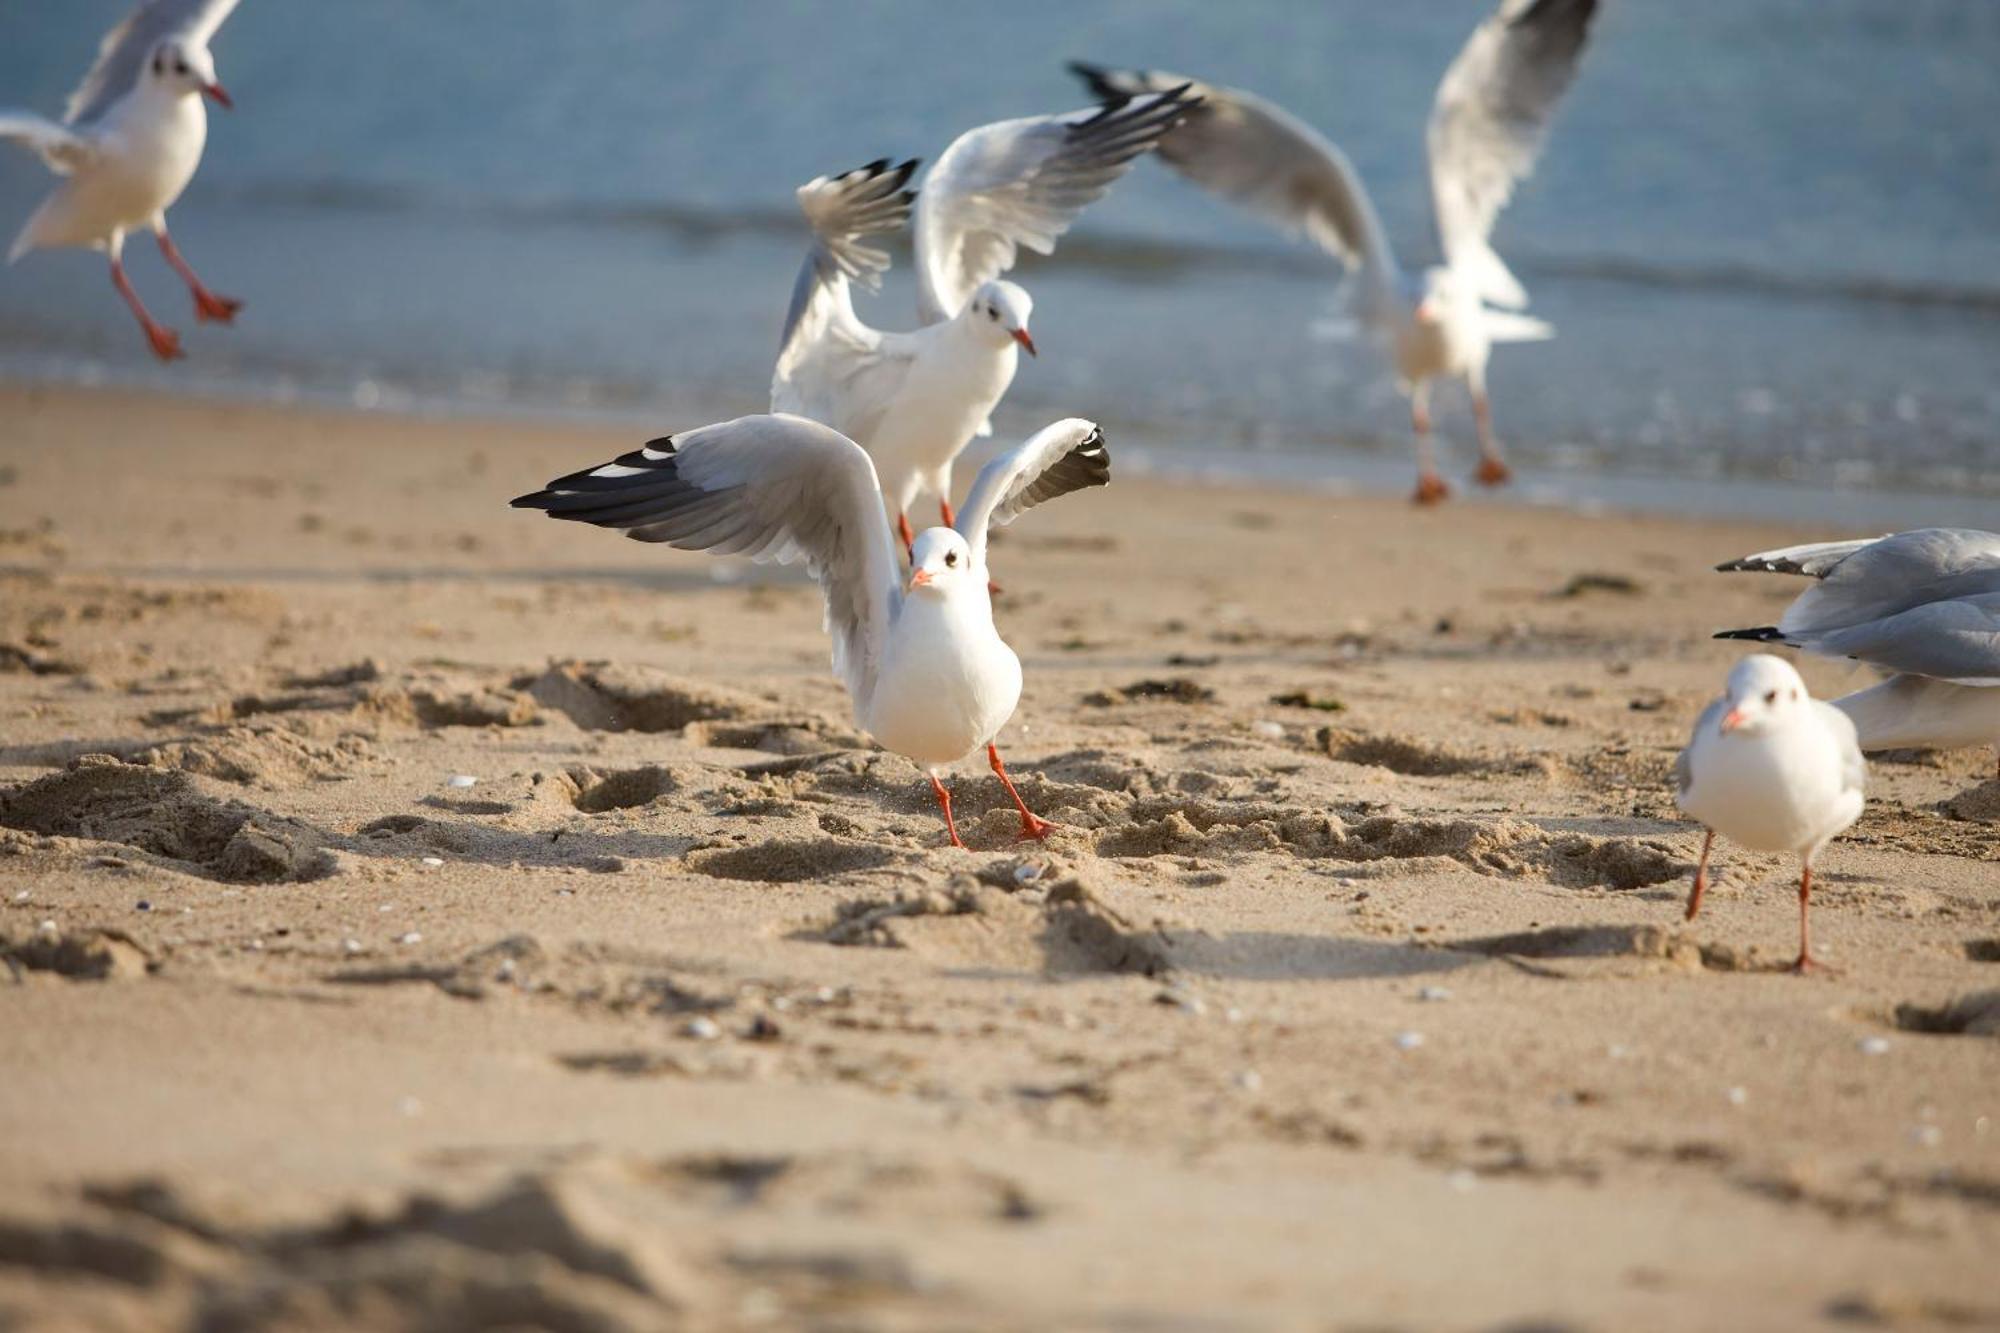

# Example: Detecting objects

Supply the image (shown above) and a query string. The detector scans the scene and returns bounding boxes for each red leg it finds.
[939,498,956,528]
[1684,829,1714,921]
[1410,388,1449,505]
[156,228,241,324]
[928,773,965,849]
[1790,862,1834,974]
[110,257,182,361]
[896,512,916,561]
[987,743,1052,840]
[1472,388,1511,487]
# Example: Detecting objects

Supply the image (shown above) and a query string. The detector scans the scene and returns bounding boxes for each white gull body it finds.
[1,0,243,360]
[1716,528,2000,774]
[1675,655,1866,972]
[771,88,1191,545]
[1071,0,1598,502]
[514,414,1111,846]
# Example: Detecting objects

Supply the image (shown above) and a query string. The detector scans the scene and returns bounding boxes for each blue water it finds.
[2,1,1997,510]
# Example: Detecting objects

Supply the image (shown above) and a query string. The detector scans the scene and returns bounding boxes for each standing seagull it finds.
[1,0,243,361]
[1072,0,1598,503]
[513,414,1110,847]
[1675,655,1866,973]
[1715,529,2000,775]
[773,88,1192,553]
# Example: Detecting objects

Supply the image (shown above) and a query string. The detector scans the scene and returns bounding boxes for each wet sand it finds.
[0,386,1994,1330]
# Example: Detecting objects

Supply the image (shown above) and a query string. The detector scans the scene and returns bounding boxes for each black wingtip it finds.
[1067,60,1124,103]
[1713,627,1785,642]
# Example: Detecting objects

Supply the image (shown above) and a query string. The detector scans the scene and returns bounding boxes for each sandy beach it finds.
[0,385,1994,1330]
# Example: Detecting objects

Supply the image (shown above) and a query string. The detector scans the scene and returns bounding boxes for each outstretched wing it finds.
[914,87,1197,324]
[1714,529,2000,684]
[1069,63,1397,287]
[66,0,242,126]
[1426,0,1597,308]
[772,160,923,445]
[0,112,95,174]
[776,159,917,366]
[952,418,1110,568]
[512,414,904,704]
[1715,536,1893,579]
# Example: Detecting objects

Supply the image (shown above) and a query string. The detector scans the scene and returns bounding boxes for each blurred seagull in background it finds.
[1716,529,2000,776]
[0,0,244,361]
[771,88,1194,555]
[1072,0,1599,503]
[514,415,1111,848]
[1675,654,1866,974]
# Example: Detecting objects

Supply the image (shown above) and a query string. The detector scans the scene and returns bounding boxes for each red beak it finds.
[907,568,932,590]
[1719,708,1746,734]
[1011,328,1037,357]
[204,82,233,109]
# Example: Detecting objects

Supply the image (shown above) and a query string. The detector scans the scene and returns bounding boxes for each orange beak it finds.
[1011,328,1037,357]
[204,82,233,109]
[1719,707,1746,734]
[907,568,932,590]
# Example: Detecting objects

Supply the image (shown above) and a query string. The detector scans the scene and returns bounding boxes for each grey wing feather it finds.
[0,111,95,173]
[512,414,903,703]
[1715,535,1892,578]
[1068,63,1396,286]
[776,159,916,364]
[1778,529,2000,639]
[953,419,1110,568]
[1795,596,2000,686]
[914,86,1197,324]
[66,0,242,125]
[1674,698,1724,797]
[1426,0,1597,308]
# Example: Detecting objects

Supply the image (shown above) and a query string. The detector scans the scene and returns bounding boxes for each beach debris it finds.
[1417,985,1452,1002]
[397,931,422,946]
[446,774,478,789]
[420,856,444,867]
[1556,572,1643,598]
[683,1016,722,1042]
[1394,1030,1425,1051]
[1858,1035,1891,1056]
[1250,720,1285,740]
[1270,690,1347,712]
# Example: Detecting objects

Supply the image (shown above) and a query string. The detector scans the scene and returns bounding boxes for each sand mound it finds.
[524,661,757,733]
[1318,727,1520,778]
[688,837,899,883]
[813,873,1177,977]
[3,927,152,982]
[0,757,334,883]
[1448,923,1706,972]
[1891,989,2000,1038]
[136,725,375,787]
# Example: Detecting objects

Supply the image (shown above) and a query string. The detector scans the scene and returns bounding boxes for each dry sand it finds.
[0,385,1994,1331]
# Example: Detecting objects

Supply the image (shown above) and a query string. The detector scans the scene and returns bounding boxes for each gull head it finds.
[967,280,1035,356]
[148,41,231,109]
[1413,268,1456,327]
[906,528,978,597]
[1718,654,1809,736]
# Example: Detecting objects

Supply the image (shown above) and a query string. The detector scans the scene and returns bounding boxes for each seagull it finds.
[1674,655,1866,974]
[1,0,243,361]
[772,87,1192,555]
[1071,0,1599,504]
[513,414,1110,848]
[1715,529,2000,774]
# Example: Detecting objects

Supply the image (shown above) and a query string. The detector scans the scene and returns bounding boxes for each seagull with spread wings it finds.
[1072,0,1598,503]
[2,0,244,361]
[772,88,1192,554]
[1715,528,2000,775]
[514,415,1111,847]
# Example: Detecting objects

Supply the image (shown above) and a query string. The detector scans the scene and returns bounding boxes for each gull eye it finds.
[152,55,164,75]
[1763,690,1778,705]
[987,306,998,321]
[944,551,958,568]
